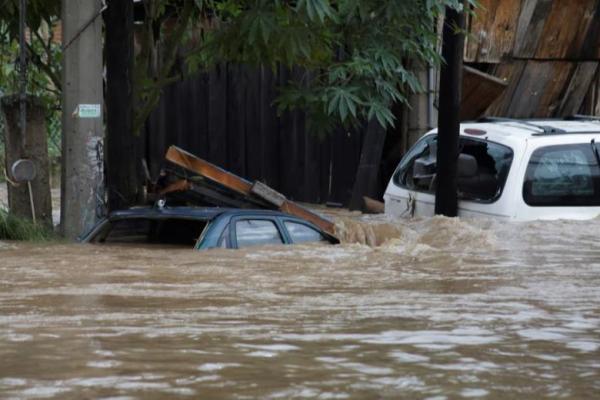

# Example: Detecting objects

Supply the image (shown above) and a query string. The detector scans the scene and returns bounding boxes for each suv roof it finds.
[426,117,600,142]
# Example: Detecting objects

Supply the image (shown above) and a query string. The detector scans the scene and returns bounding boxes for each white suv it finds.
[384,118,600,220]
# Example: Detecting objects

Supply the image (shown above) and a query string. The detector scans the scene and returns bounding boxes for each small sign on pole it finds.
[77,104,102,118]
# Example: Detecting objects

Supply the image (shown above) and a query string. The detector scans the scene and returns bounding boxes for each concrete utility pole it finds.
[435,6,466,217]
[61,0,105,239]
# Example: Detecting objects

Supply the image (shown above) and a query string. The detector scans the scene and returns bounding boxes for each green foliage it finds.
[0,1,62,172]
[0,208,56,241]
[183,0,475,133]
[0,0,62,97]
[137,0,475,136]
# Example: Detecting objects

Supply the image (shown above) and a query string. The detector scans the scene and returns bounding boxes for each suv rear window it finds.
[523,143,600,206]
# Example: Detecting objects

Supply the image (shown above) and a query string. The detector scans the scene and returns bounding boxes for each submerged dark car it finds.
[81,206,338,250]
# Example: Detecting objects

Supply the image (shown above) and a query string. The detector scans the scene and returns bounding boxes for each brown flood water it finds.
[1,214,600,399]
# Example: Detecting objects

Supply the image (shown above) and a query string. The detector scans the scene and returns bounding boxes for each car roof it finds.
[426,118,600,142]
[108,206,303,221]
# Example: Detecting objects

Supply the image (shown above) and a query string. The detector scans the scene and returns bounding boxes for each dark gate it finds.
[144,65,366,205]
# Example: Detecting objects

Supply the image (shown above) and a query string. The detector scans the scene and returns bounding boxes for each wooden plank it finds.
[189,73,209,159]
[486,60,527,115]
[513,0,553,58]
[318,131,332,203]
[164,145,336,236]
[465,0,521,63]
[460,65,508,120]
[349,120,386,210]
[535,62,574,117]
[207,65,227,167]
[535,0,597,59]
[513,0,541,56]
[244,65,262,181]
[259,66,280,189]
[580,2,600,60]
[166,146,253,195]
[558,62,599,115]
[505,61,573,118]
[226,64,246,176]
[279,201,335,235]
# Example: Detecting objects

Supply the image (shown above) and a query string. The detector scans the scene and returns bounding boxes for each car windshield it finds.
[91,217,208,247]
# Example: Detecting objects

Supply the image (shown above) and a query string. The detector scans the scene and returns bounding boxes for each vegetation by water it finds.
[0,208,55,241]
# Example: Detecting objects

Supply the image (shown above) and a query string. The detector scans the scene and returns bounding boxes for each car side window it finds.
[235,219,283,248]
[284,221,326,243]
[523,144,600,206]
[103,219,152,243]
[394,135,513,203]
[393,135,436,189]
[217,224,230,248]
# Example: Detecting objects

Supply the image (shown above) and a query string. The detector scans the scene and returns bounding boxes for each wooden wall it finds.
[465,0,600,118]
[144,65,366,205]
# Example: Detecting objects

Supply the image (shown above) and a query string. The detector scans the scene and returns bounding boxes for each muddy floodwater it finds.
[1,215,600,399]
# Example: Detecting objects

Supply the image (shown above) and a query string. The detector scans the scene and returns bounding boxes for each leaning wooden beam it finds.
[165,145,337,236]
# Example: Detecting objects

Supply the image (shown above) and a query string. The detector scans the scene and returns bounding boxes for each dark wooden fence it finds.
[144,65,368,205]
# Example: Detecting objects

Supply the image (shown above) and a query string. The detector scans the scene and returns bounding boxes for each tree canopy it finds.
[0,0,61,99]
[0,0,472,135]
[136,0,472,134]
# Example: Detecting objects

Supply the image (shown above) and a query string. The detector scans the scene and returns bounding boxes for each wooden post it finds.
[105,0,137,211]
[348,120,386,211]
[0,95,53,227]
[435,6,466,217]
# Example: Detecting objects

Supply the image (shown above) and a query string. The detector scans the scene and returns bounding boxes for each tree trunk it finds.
[1,95,53,227]
[435,6,466,217]
[61,0,105,239]
[105,0,139,211]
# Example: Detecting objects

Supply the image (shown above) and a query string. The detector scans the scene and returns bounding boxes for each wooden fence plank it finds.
[259,66,280,189]
[460,65,508,120]
[558,62,599,115]
[226,64,246,176]
[486,60,527,115]
[147,64,368,205]
[513,0,553,58]
[244,65,262,181]
[581,2,600,60]
[465,0,521,63]
[505,61,573,117]
[535,0,597,59]
[207,65,228,167]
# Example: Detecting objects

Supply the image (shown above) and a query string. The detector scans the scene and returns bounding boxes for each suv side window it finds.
[284,221,326,243]
[393,135,513,203]
[235,219,283,248]
[523,144,600,206]
[393,135,436,189]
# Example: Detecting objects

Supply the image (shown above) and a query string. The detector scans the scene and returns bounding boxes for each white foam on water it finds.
[247,351,277,358]
[197,363,241,372]
[389,351,430,363]
[460,388,489,397]
[0,378,27,386]
[87,360,122,369]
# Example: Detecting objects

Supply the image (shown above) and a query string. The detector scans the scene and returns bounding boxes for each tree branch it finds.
[25,42,61,91]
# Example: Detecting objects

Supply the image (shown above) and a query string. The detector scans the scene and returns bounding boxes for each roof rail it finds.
[564,114,600,121]
[477,116,566,134]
